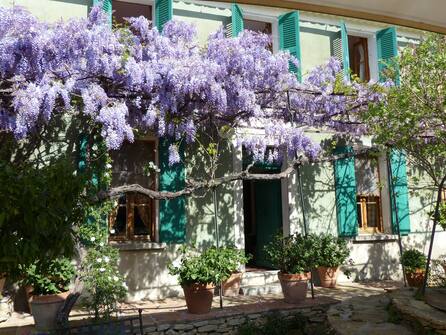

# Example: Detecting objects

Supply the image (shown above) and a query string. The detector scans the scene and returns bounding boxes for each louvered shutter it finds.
[92,0,112,24]
[376,27,399,84]
[332,21,350,80]
[334,146,358,237]
[231,3,244,37]
[388,150,410,236]
[279,11,302,81]
[158,139,187,243]
[155,0,172,32]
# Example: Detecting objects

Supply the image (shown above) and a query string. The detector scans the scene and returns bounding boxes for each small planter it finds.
[182,283,215,314]
[30,291,69,331]
[278,272,310,304]
[222,272,243,297]
[405,269,425,288]
[317,266,339,288]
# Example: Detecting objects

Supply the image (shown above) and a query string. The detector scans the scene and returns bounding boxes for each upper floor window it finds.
[244,19,272,50]
[109,139,157,241]
[348,36,370,82]
[113,0,152,27]
[355,154,383,233]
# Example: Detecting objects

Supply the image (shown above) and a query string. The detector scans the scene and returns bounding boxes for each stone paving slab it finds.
[390,288,446,334]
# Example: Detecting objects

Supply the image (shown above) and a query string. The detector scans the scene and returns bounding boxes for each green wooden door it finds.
[253,179,283,268]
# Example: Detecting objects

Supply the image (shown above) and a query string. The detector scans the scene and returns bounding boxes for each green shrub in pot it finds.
[314,234,350,288]
[401,249,427,287]
[264,234,319,303]
[168,246,248,313]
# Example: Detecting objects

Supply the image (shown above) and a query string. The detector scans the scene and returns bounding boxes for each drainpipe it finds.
[297,164,315,299]
[212,186,224,308]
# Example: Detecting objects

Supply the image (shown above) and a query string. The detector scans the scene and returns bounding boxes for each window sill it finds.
[109,241,167,251]
[353,234,399,243]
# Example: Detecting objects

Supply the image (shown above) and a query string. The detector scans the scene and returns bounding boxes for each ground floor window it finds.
[109,139,157,241]
[355,154,383,233]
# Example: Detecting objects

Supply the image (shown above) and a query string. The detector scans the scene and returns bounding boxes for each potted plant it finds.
[314,234,350,288]
[168,246,233,314]
[219,248,250,297]
[22,258,76,331]
[264,234,318,304]
[401,249,427,287]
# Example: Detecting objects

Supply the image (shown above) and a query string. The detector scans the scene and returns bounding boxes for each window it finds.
[355,155,383,233]
[113,0,152,27]
[109,139,157,241]
[244,19,272,50]
[348,36,370,81]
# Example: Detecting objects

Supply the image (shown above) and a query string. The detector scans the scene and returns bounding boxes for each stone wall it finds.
[141,305,331,335]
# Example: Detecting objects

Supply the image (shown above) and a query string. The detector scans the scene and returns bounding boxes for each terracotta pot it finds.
[222,272,243,297]
[278,272,310,304]
[30,291,69,331]
[182,283,215,314]
[317,266,339,288]
[442,264,446,274]
[405,269,425,288]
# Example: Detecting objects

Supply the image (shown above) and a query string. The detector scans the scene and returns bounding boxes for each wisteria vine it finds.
[0,5,386,167]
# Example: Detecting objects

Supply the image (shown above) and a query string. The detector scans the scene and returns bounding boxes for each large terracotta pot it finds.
[278,272,310,304]
[182,283,215,314]
[405,269,425,288]
[317,266,339,288]
[222,272,243,297]
[30,291,69,331]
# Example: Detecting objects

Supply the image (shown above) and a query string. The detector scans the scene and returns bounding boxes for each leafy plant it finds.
[21,258,76,296]
[401,249,427,273]
[314,234,350,268]
[264,234,319,274]
[79,224,127,320]
[168,246,248,286]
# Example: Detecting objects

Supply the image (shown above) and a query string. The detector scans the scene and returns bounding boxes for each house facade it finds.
[2,0,446,301]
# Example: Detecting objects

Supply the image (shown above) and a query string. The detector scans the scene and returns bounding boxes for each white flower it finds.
[110,229,116,234]
[96,257,102,263]
[90,236,96,242]
[99,267,106,272]
[103,256,110,263]
[106,163,112,169]
[104,172,110,178]
[99,242,104,247]
[113,276,119,282]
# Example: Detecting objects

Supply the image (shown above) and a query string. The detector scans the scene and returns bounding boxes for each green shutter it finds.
[231,3,244,37]
[334,146,358,237]
[92,0,112,24]
[388,150,410,236]
[331,21,350,80]
[155,0,172,32]
[340,21,350,80]
[158,138,186,243]
[376,27,399,84]
[279,11,302,81]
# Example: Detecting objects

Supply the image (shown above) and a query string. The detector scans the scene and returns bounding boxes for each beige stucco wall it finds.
[0,0,89,21]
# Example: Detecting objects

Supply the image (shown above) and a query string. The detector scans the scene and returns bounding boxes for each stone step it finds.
[240,283,282,296]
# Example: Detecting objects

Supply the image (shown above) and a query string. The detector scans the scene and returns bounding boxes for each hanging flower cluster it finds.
[0,5,385,164]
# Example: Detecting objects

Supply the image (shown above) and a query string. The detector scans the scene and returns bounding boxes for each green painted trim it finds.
[388,149,410,236]
[92,0,112,24]
[376,26,399,84]
[158,138,187,243]
[340,20,350,80]
[278,10,302,81]
[333,146,358,237]
[155,0,173,32]
[231,3,244,37]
